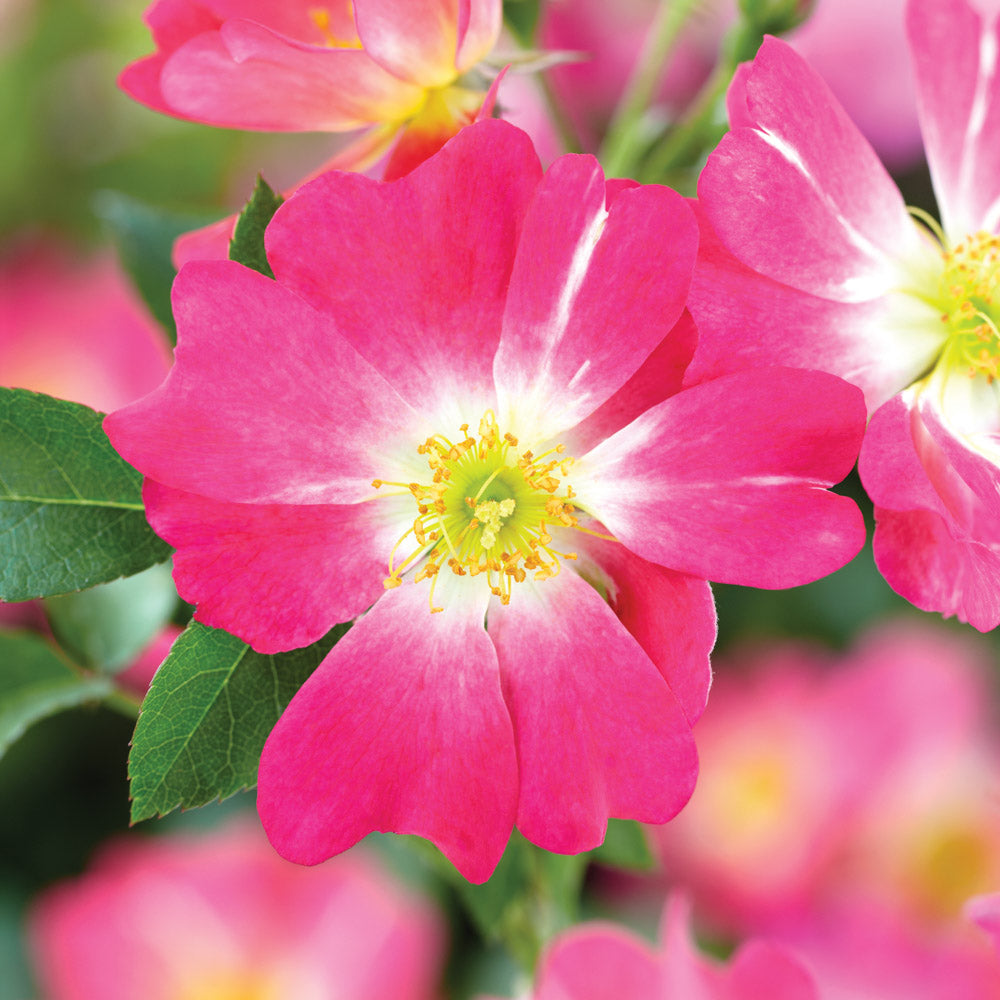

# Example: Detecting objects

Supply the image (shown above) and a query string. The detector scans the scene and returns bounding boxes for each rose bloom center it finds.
[374,413,584,611]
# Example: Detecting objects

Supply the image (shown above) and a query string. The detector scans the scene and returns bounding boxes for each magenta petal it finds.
[576,532,715,726]
[686,205,939,413]
[581,369,866,588]
[908,0,1000,235]
[535,924,660,1000]
[860,395,1000,630]
[565,310,698,456]
[143,480,394,654]
[257,582,517,884]
[496,160,697,439]
[105,261,419,506]
[267,119,542,412]
[871,506,1000,631]
[488,570,698,854]
[700,37,919,302]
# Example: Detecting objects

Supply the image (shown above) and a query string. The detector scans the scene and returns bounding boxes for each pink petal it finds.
[700,37,921,302]
[566,310,697,455]
[574,531,715,726]
[723,942,820,1000]
[354,0,460,86]
[257,581,517,884]
[143,480,398,654]
[267,119,542,414]
[535,924,660,1000]
[488,569,698,854]
[686,204,942,413]
[579,369,866,588]
[158,21,424,131]
[455,0,502,72]
[104,261,420,506]
[908,0,1000,235]
[495,159,697,441]
[861,394,1000,630]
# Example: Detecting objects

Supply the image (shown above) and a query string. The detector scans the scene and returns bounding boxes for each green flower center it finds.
[938,230,1000,381]
[374,413,582,611]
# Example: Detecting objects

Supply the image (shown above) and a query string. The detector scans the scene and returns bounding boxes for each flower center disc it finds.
[375,413,581,611]
[940,231,1000,381]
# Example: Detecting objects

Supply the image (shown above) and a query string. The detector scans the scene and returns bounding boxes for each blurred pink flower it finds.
[0,238,172,631]
[691,0,1000,628]
[516,895,818,1000]
[655,622,1000,940]
[30,822,445,1000]
[122,0,503,181]
[105,120,865,882]
[774,903,1000,1000]
[0,239,170,413]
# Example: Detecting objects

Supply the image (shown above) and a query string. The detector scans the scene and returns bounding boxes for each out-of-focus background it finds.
[2,2,998,999]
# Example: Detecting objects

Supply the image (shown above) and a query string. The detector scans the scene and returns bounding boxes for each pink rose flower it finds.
[29,821,444,1000]
[106,120,865,882]
[690,0,1000,629]
[122,0,502,180]
[513,896,818,1000]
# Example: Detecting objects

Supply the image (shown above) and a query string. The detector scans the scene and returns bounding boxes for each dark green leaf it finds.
[0,389,172,601]
[228,176,283,278]
[95,191,215,346]
[44,562,178,673]
[0,632,112,758]
[129,621,347,822]
[590,819,655,871]
[503,0,542,45]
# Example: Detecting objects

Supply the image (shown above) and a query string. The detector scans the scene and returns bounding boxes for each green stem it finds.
[103,687,142,720]
[599,0,703,177]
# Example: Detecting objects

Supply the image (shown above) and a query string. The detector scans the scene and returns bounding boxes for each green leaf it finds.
[228,175,283,278]
[44,562,178,673]
[95,191,215,346]
[0,632,112,758]
[129,621,347,823]
[0,389,172,601]
[590,818,655,870]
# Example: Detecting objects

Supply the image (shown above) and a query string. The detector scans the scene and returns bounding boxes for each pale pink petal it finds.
[354,0,460,87]
[725,62,753,129]
[579,369,866,588]
[908,0,1000,235]
[535,924,660,1000]
[488,569,698,854]
[574,531,715,726]
[686,205,943,413]
[700,37,922,302]
[566,310,697,455]
[258,581,517,884]
[455,0,502,72]
[495,160,697,441]
[143,480,398,653]
[267,119,542,414]
[158,22,424,131]
[104,261,420,506]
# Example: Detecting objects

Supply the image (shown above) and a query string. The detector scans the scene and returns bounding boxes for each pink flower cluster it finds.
[102,0,1000,889]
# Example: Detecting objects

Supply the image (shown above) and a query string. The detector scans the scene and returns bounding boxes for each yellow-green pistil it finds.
[373,412,581,611]
[938,230,1000,381]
